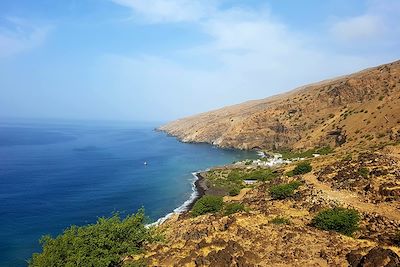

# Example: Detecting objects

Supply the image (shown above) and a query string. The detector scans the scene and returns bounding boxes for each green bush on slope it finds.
[292,162,312,175]
[312,207,360,236]
[229,187,241,196]
[269,181,302,200]
[191,195,223,216]
[224,203,246,216]
[29,209,155,267]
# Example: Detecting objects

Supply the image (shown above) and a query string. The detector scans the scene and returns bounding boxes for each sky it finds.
[0,0,399,122]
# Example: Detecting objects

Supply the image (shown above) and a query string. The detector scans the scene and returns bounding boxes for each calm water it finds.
[0,119,255,266]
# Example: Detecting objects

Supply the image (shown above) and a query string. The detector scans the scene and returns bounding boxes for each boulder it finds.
[347,247,400,267]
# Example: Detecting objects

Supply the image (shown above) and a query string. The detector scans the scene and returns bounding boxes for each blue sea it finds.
[0,119,255,266]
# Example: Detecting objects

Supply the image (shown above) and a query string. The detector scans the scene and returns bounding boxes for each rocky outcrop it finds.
[316,152,400,203]
[347,247,400,267]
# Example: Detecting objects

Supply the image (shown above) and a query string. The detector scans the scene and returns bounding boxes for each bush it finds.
[312,207,360,236]
[292,162,312,175]
[269,181,302,199]
[315,146,334,155]
[279,146,333,159]
[29,209,155,267]
[358,167,369,178]
[191,195,223,216]
[229,187,241,196]
[224,203,246,216]
[285,170,294,177]
[270,217,290,225]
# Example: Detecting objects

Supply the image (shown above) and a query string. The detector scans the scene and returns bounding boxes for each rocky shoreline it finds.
[186,172,207,211]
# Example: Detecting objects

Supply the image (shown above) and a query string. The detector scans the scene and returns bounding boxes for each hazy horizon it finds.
[1,0,399,122]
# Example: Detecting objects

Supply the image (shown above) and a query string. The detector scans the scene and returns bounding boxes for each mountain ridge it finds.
[159,60,400,151]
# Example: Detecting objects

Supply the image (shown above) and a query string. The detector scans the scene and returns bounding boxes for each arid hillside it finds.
[159,60,400,151]
[131,148,400,266]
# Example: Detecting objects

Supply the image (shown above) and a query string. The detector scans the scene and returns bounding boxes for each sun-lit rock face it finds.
[159,60,400,151]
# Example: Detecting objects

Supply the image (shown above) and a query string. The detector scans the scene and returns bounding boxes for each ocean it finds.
[0,119,255,266]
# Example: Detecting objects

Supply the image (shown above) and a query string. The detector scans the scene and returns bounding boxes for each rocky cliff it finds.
[159,60,400,151]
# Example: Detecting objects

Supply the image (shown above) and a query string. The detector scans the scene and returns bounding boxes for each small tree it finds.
[224,203,246,216]
[229,187,241,196]
[312,207,360,236]
[269,181,302,199]
[29,209,154,267]
[191,195,223,216]
[292,162,312,175]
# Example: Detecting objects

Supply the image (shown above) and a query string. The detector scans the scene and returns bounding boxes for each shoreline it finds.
[186,172,207,211]
[148,171,207,226]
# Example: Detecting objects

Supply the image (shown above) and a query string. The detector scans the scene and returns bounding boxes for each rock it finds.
[346,250,363,267]
[347,247,400,267]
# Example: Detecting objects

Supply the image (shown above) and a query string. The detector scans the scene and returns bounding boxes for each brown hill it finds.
[159,60,400,151]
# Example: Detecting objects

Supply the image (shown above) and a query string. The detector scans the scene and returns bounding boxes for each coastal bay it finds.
[0,119,256,267]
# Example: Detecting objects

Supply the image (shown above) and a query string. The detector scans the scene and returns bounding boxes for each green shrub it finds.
[254,169,278,182]
[224,203,246,216]
[343,154,352,161]
[315,146,334,155]
[285,170,294,177]
[358,167,369,178]
[29,209,155,267]
[279,146,333,159]
[312,207,360,236]
[292,162,312,175]
[191,195,223,216]
[229,187,241,196]
[269,181,302,199]
[270,217,290,225]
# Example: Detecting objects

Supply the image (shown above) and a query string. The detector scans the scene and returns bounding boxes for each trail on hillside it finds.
[304,173,400,221]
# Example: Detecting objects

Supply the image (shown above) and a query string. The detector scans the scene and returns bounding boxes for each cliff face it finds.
[159,60,400,150]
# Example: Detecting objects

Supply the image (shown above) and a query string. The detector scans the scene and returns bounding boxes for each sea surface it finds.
[0,119,256,266]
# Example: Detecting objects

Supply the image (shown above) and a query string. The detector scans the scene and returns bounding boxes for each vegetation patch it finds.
[292,162,312,175]
[228,187,241,196]
[205,168,278,196]
[191,195,223,217]
[279,146,333,160]
[270,217,290,225]
[228,168,278,182]
[29,209,158,267]
[285,170,294,177]
[224,203,246,216]
[312,207,360,236]
[358,167,369,178]
[269,181,302,200]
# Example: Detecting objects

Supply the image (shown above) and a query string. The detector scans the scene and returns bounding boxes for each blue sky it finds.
[0,0,399,122]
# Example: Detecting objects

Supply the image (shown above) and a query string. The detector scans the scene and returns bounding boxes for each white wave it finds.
[147,171,201,227]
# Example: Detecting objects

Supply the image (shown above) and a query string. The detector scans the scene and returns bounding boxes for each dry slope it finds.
[159,60,400,150]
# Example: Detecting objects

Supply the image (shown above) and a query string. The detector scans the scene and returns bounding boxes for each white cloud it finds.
[329,0,400,45]
[103,1,399,120]
[111,0,217,23]
[0,17,51,58]
[330,15,384,42]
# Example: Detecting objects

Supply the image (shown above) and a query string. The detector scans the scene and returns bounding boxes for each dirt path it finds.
[303,173,400,221]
